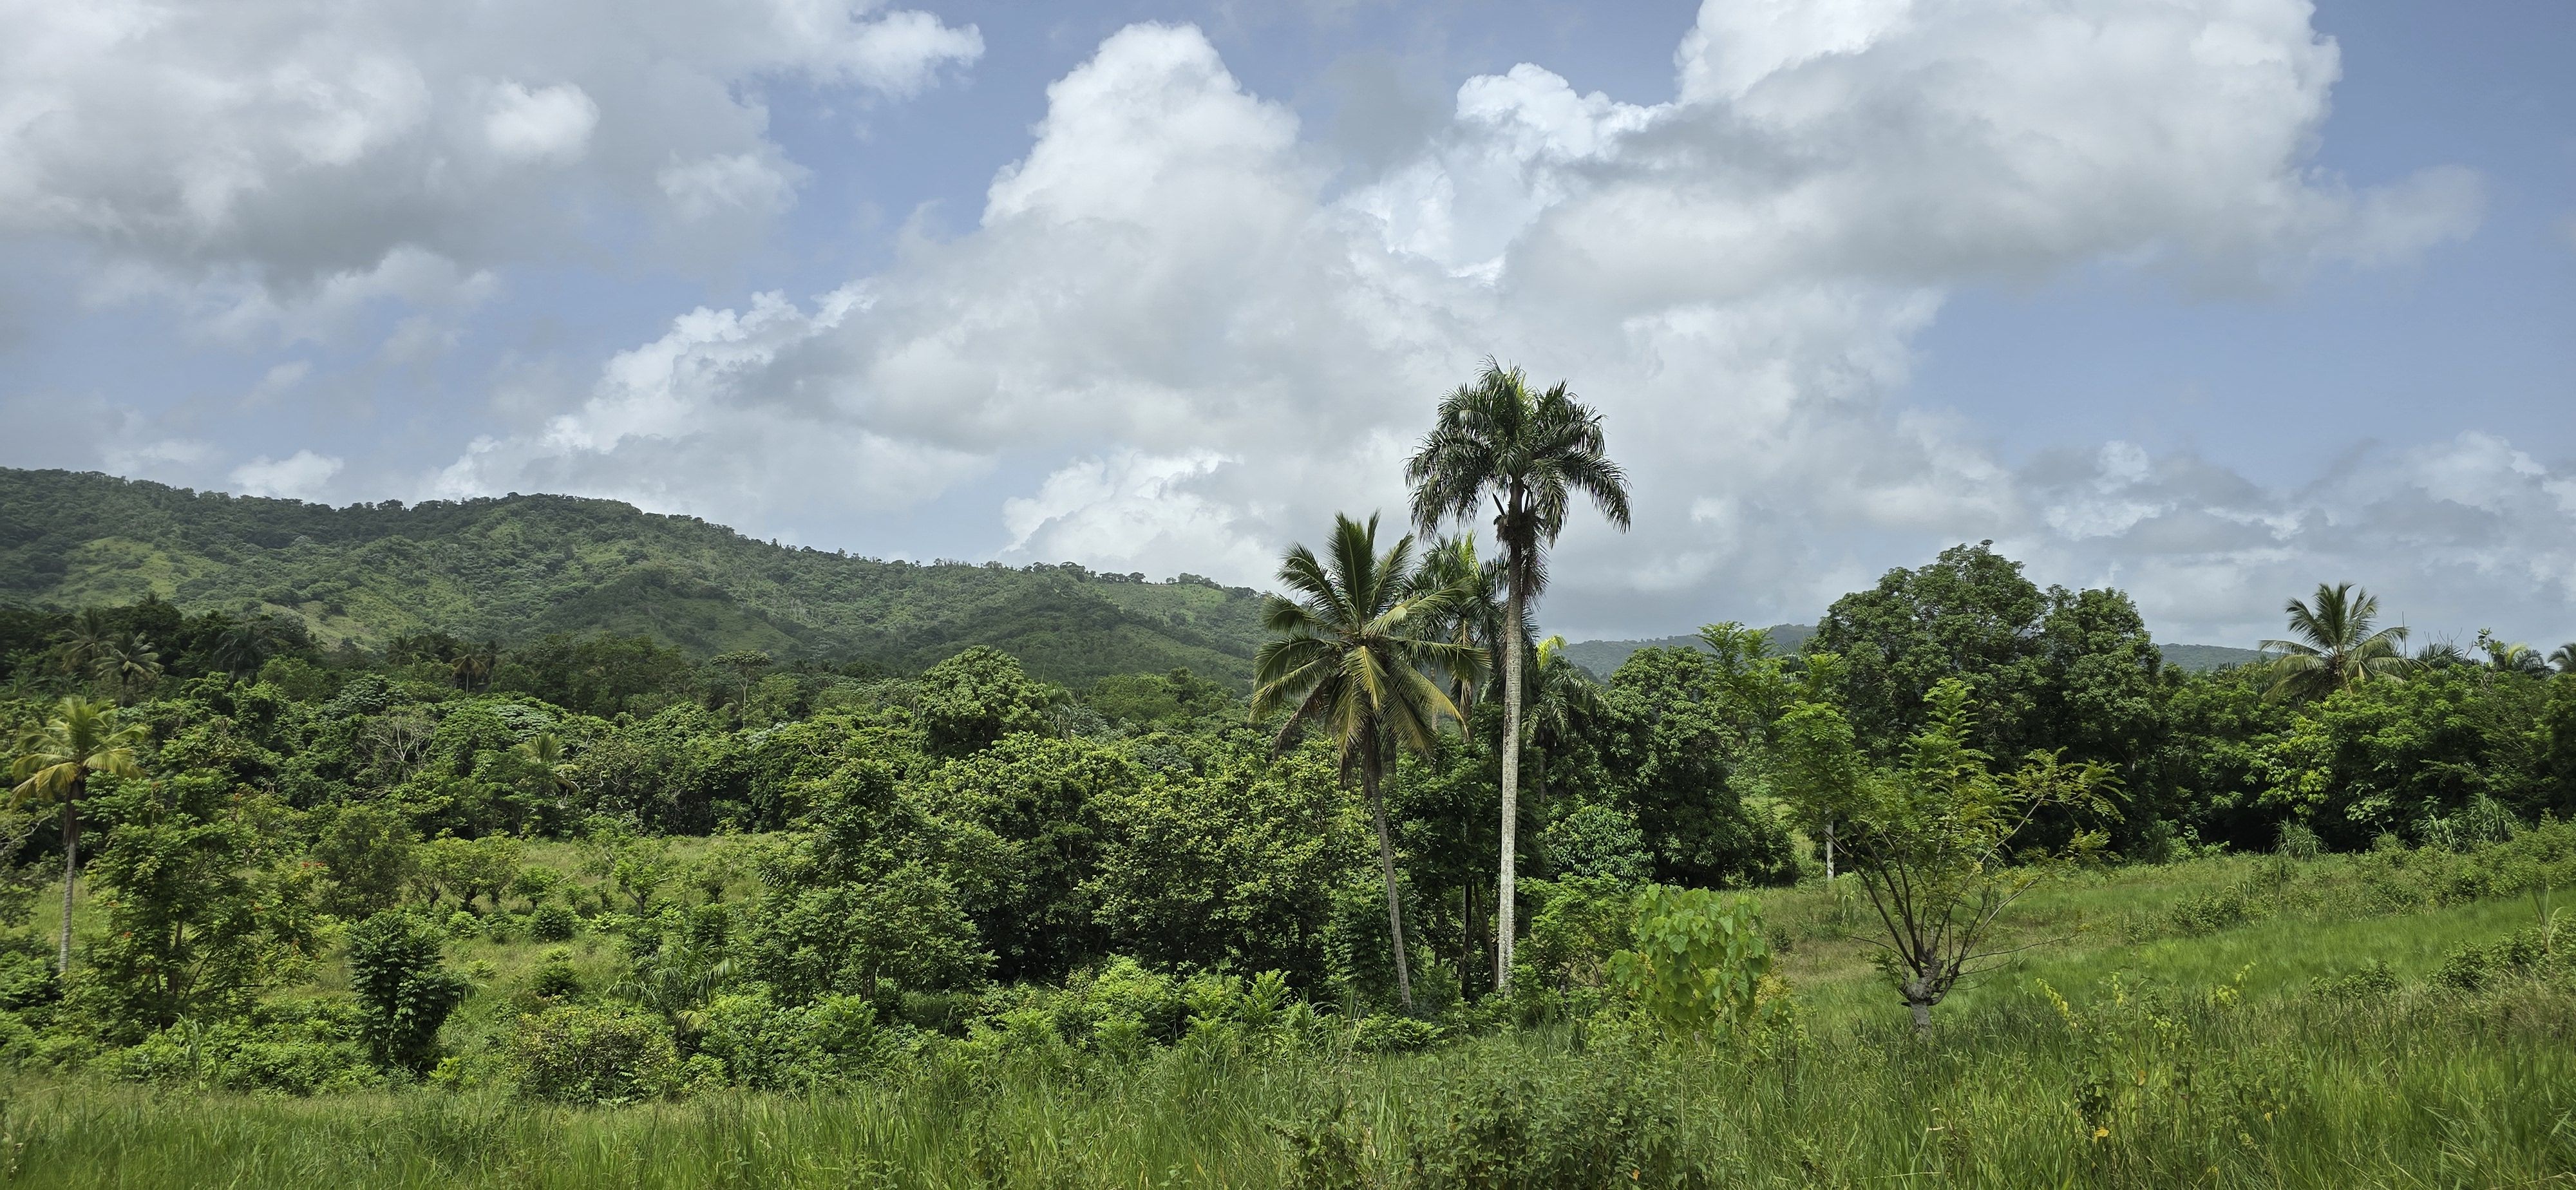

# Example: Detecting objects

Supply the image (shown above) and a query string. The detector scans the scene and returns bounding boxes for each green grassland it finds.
[6,839,2568,1188]
[0,468,1268,686]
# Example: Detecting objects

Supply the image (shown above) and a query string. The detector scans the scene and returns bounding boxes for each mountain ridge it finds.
[0,468,1271,688]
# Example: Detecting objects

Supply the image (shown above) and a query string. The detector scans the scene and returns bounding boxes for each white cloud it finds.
[484,82,600,164]
[434,7,2559,645]
[231,449,345,500]
[0,0,981,341]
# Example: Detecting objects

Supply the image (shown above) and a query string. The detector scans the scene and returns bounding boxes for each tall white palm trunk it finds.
[1495,586,1523,991]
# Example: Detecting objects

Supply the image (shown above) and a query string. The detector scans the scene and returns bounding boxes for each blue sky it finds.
[2,0,2570,648]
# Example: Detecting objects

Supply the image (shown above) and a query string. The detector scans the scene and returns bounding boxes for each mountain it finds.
[0,468,1270,688]
[2159,643,2266,672]
[1566,627,2264,679]
[1562,624,1816,679]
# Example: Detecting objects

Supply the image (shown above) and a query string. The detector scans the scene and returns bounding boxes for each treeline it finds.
[1,536,2573,1097]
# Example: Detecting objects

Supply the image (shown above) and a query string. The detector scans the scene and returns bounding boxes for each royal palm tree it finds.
[1406,359,1631,989]
[1252,513,1480,1012]
[2259,583,2412,701]
[10,697,149,972]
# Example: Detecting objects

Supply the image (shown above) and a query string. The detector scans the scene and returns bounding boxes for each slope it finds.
[0,468,1269,688]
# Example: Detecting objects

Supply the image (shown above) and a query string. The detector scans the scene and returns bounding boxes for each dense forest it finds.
[0,467,1269,687]
[4,397,2574,1182]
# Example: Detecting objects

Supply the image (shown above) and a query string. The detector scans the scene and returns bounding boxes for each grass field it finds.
[5,842,2571,1187]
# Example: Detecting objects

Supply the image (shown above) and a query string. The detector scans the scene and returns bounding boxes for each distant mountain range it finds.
[1562,627,2264,679]
[0,467,2277,690]
[0,468,1271,688]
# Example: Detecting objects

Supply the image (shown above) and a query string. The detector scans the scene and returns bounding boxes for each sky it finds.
[2,0,2571,649]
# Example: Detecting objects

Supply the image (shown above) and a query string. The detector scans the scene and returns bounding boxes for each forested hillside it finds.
[0,469,1267,687]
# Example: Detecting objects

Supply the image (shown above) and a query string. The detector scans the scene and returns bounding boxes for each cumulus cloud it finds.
[0,0,981,341]
[231,449,345,500]
[436,4,2562,644]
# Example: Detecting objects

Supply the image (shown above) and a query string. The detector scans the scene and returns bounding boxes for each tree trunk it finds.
[56,793,79,975]
[1824,823,1835,882]
[1363,738,1414,1012]
[1909,999,1931,1034]
[1495,586,1524,993]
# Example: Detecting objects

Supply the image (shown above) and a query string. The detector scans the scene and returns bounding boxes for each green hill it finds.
[2161,642,2266,672]
[1567,627,2263,678]
[0,468,1270,688]
[1562,625,1816,679]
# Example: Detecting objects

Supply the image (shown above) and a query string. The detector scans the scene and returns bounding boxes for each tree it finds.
[2259,583,2412,700]
[1772,677,2117,1032]
[80,775,318,1037]
[916,647,1056,756]
[1410,534,1505,722]
[207,619,282,681]
[1521,636,1603,815]
[1406,359,1632,990]
[2552,643,2576,675]
[91,631,162,704]
[345,911,469,1075]
[1807,541,2049,757]
[9,697,149,972]
[713,649,775,708]
[1252,513,1480,1011]
[2476,631,2552,678]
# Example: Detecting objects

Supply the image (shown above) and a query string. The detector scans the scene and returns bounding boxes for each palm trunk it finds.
[1495,587,1524,993]
[1362,735,1413,1012]
[57,793,79,974]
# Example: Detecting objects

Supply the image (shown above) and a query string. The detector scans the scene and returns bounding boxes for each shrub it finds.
[111,1003,383,1095]
[527,903,580,942]
[2315,959,2400,1002]
[1607,887,1771,1041]
[345,912,471,1076]
[527,949,583,1000]
[697,990,891,1091]
[509,1004,676,1104]
[1352,1014,1442,1053]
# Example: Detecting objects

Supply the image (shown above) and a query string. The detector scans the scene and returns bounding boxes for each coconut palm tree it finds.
[9,697,149,972]
[91,632,162,703]
[208,618,279,681]
[1408,534,1504,723]
[2477,632,2552,678]
[2259,583,2412,701]
[53,609,118,683]
[2553,643,2576,675]
[1406,359,1631,990]
[450,641,499,692]
[1252,513,1481,1012]
[1520,636,1602,815]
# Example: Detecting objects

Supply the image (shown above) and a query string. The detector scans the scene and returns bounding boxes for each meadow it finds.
[5,836,2568,1189]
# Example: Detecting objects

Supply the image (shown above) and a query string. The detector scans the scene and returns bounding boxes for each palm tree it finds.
[1408,534,1504,722]
[10,697,149,972]
[2259,583,2412,700]
[2553,643,2576,675]
[91,632,162,703]
[451,641,499,692]
[2477,632,2552,678]
[1520,636,1603,815]
[53,609,118,682]
[1252,513,1480,1012]
[208,618,279,681]
[1406,359,1631,990]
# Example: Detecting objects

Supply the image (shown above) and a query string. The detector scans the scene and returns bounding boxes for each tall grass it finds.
[7,972,2570,1187]
[9,842,2572,1187]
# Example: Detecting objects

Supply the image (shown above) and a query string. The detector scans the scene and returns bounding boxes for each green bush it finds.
[1607,887,1771,1041]
[507,1003,676,1104]
[111,1003,383,1095]
[1352,1014,1441,1053]
[697,990,891,1090]
[526,902,580,942]
[346,912,470,1076]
